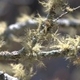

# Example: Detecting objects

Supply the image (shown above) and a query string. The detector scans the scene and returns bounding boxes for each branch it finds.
[0,47,25,61]
[0,71,19,80]
[53,6,80,22]
[0,45,80,61]
[53,12,68,22]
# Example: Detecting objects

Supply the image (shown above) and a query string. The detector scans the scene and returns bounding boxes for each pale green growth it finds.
[32,43,42,52]
[39,0,54,12]
[11,63,26,80]
[0,21,7,35]
[36,60,46,68]
[39,0,66,12]
[16,13,33,22]
[35,13,46,32]
[51,35,80,51]
[0,37,5,48]
[50,34,80,62]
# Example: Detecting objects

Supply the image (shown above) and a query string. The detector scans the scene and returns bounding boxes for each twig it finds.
[0,47,25,62]
[53,6,80,22]
[53,12,68,22]
[0,47,24,56]
[73,6,80,11]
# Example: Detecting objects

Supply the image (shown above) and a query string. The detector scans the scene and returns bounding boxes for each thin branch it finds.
[0,47,24,56]
[53,12,68,22]
[53,6,80,22]
[73,6,80,11]
[0,47,25,62]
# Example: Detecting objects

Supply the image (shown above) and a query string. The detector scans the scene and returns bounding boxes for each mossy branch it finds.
[0,45,80,61]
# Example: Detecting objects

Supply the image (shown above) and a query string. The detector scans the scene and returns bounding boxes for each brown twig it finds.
[53,6,80,22]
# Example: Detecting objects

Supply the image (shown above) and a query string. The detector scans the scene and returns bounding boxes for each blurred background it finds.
[0,0,80,24]
[0,0,80,80]
[0,0,47,25]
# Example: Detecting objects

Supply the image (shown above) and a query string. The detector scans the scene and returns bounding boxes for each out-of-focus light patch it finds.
[16,14,30,23]
[56,19,70,26]
[0,22,7,35]
[4,73,19,80]
[28,19,38,24]
[9,24,20,30]
[72,19,80,24]
[9,22,26,30]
